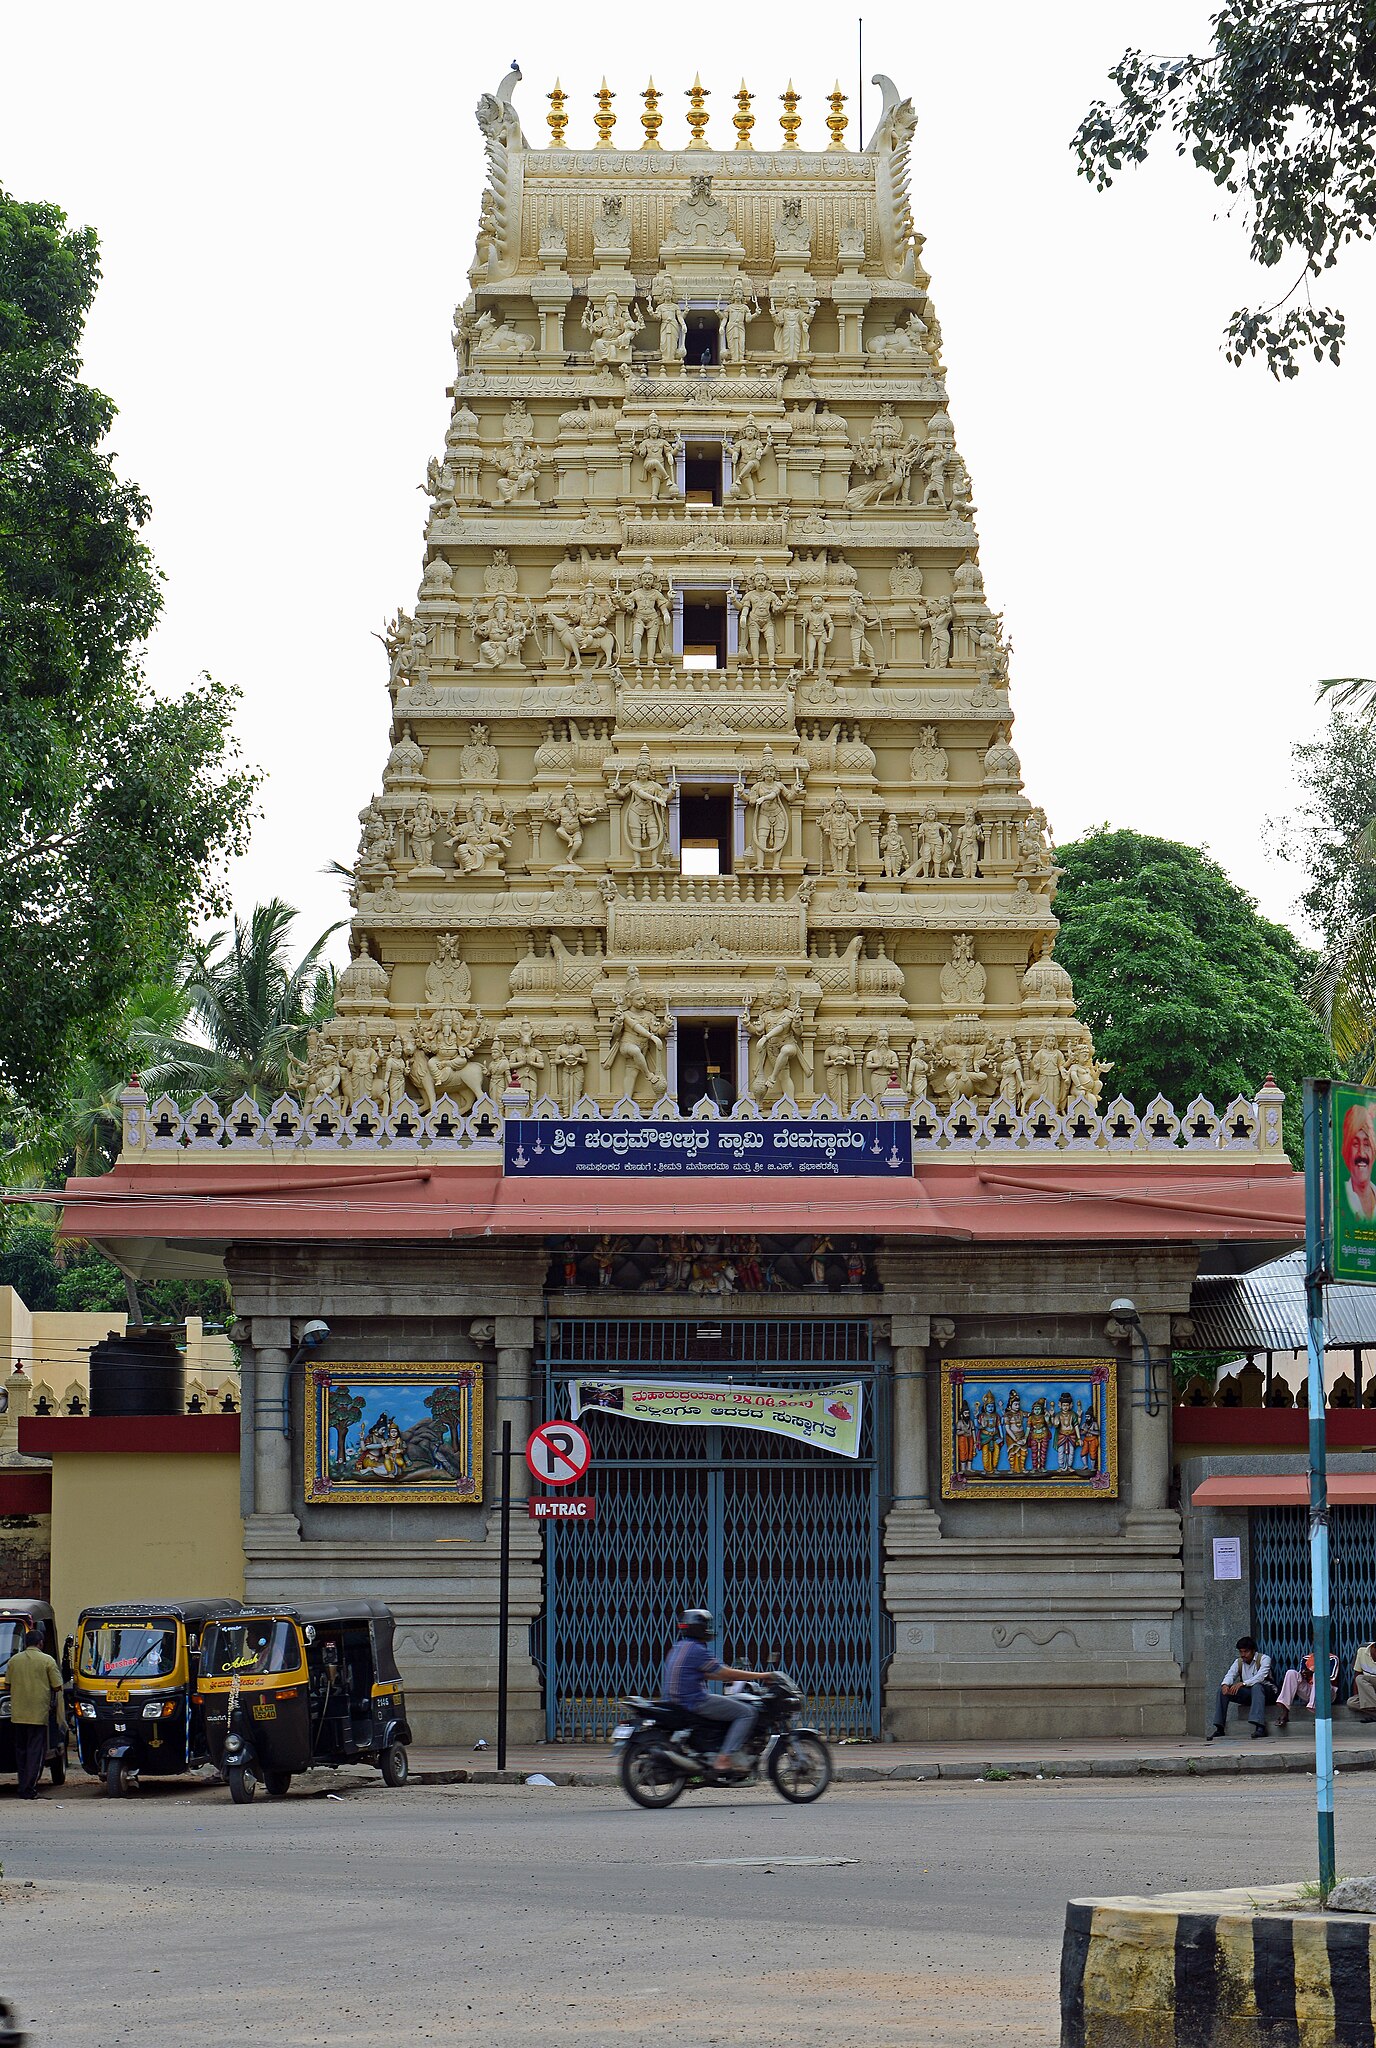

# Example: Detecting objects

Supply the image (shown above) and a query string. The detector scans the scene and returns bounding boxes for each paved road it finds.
[3,1773,1370,2046]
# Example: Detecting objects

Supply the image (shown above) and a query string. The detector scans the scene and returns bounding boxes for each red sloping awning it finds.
[1192,1475,1376,1507]
[51,1155,1305,1247]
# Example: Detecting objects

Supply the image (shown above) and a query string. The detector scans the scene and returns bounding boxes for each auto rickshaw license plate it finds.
[251,1701,277,1720]
[106,1683,130,1703]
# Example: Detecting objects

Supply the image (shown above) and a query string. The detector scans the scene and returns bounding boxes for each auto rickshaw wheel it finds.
[263,1770,291,1797]
[49,1746,66,1787]
[227,1764,256,1804]
[105,1755,132,1797]
[380,1741,409,1787]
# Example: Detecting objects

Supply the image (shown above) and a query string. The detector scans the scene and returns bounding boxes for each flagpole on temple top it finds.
[1303,1077,1335,1895]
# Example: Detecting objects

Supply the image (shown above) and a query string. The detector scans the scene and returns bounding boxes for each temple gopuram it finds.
[61,68,1303,1744]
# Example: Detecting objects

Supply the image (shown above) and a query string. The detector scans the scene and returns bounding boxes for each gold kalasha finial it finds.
[685,72,710,148]
[826,81,848,150]
[594,77,616,149]
[546,78,568,147]
[641,78,663,149]
[779,79,802,150]
[733,80,755,150]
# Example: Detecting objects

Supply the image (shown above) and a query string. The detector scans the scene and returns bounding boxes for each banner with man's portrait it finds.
[1332,1083,1376,1283]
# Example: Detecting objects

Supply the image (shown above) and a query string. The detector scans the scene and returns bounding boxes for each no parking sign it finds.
[525,1419,592,1487]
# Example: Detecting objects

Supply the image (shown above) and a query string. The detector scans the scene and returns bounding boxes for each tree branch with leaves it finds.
[1072,2,1376,376]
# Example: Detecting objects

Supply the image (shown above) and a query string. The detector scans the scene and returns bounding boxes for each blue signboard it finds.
[503,1118,913,1177]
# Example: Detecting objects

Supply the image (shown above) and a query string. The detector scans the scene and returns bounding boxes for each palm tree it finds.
[140,899,342,1108]
[1310,677,1376,1077]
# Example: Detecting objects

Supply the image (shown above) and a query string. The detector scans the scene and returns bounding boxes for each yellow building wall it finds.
[47,1453,244,1641]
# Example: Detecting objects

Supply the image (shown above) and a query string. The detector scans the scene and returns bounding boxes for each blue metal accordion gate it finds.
[1251,1505,1376,1683]
[539,1313,889,1741]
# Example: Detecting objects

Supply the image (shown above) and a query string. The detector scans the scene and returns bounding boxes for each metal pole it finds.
[1304,1077,1336,1894]
[497,1418,511,1773]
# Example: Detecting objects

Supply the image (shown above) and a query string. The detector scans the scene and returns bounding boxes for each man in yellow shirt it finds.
[5,1622,66,1799]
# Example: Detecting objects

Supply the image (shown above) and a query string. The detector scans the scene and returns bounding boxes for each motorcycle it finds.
[613,1673,832,1809]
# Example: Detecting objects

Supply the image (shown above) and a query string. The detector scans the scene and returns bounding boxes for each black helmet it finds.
[678,1608,714,1641]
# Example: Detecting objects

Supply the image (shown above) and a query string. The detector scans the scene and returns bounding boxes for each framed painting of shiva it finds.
[939,1360,1118,1500]
[304,1362,483,1506]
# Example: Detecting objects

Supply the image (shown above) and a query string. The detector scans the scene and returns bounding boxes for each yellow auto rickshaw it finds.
[0,1600,68,1788]
[72,1599,241,1794]
[197,1601,411,1802]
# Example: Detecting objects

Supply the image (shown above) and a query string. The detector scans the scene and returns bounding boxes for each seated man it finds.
[1349,1641,1376,1719]
[1207,1636,1276,1740]
[660,1609,775,1776]
[1275,1648,1339,1725]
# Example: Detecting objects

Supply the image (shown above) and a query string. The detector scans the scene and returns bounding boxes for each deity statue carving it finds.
[489,1018,546,1098]
[845,588,882,676]
[423,455,456,513]
[1017,807,1054,876]
[458,725,500,782]
[545,581,618,670]
[471,310,534,359]
[865,1028,900,1095]
[376,610,419,688]
[769,280,817,362]
[736,558,791,673]
[940,933,987,1009]
[724,415,770,501]
[947,455,975,525]
[798,593,835,680]
[451,300,476,372]
[425,934,473,1013]
[818,793,860,878]
[943,1035,989,1106]
[649,276,686,363]
[740,745,801,873]
[610,745,670,870]
[492,433,540,506]
[630,413,682,502]
[772,196,812,258]
[920,595,953,669]
[910,726,949,785]
[448,793,515,874]
[355,799,395,881]
[544,782,605,871]
[902,805,951,881]
[428,1014,492,1113]
[603,966,668,1102]
[583,292,643,365]
[618,559,672,668]
[879,814,907,880]
[997,1038,1025,1107]
[955,807,985,879]
[905,1035,931,1101]
[1026,1037,1068,1114]
[822,1026,857,1111]
[404,792,445,874]
[720,276,759,365]
[472,591,538,667]
[868,309,929,359]
[747,969,806,1101]
[551,1026,590,1114]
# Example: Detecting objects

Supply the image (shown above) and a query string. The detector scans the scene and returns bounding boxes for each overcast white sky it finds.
[6,1,1372,964]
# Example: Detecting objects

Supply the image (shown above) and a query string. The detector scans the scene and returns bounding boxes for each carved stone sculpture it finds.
[720,276,759,364]
[822,1026,857,1111]
[649,276,686,363]
[741,745,800,873]
[940,932,987,1009]
[747,968,805,1100]
[769,280,817,361]
[910,725,948,785]
[458,725,500,781]
[544,782,605,871]
[448,793,514,874]
[551,1026,589,1114]
[471,310,534,358]
[631,413,683,502]
[473,592,538,667]
[583,292,643,365]
[546,581,618,671]
[868,308,929,359]
[618,559,672,668]
[603,966,667,1101]
[818,794,860,878]
[611,745,670,870]
[736,559,790,672]
[726,415,770,500]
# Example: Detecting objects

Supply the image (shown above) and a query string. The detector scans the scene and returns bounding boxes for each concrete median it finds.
[1061,1884,1376,2046]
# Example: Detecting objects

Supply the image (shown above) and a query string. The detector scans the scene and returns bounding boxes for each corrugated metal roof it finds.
[1191,1250,1376,1353]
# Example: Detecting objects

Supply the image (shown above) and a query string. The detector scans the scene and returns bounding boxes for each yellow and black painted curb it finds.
[1062,1889,1376,2046]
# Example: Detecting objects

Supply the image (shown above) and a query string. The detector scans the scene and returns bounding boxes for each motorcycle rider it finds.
[661,1609,776,1776]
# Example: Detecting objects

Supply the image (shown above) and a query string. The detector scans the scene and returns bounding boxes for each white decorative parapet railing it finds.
[116,1080,1288,1161]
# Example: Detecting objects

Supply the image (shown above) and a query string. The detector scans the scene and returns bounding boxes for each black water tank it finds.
[88,1328,184,1417]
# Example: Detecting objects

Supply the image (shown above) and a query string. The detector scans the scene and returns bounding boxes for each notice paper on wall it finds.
[1212,1536,1242,1582]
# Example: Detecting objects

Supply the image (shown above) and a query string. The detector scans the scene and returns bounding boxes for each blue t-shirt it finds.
[661,1639,721,1708]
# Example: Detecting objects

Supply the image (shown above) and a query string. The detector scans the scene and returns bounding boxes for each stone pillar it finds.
[495,1341,534,1501]
[1126,1314,1174,1525]
[251,1320,293,1522]
[891,1344,933,1512]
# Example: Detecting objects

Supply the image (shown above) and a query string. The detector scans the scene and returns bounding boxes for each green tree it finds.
[1,186,258,1116]
[425,1384,465,1449]
[140,899,339,1108]
[1053,827,1330,1156]
[0,1209,227,1321]
[1072,3,1376,376]
[329,1388,366,1471]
